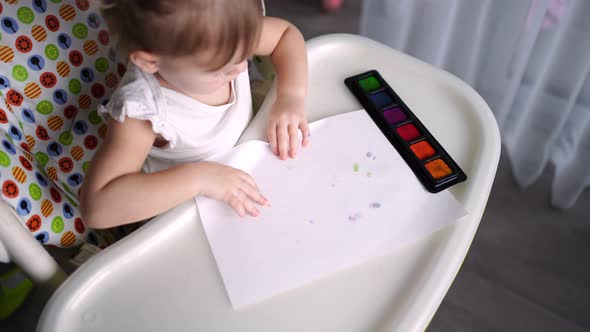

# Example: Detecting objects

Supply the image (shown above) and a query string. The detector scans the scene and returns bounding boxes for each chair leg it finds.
[0,202,66,289]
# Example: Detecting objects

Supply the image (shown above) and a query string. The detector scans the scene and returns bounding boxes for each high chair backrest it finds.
[0,0,125,248]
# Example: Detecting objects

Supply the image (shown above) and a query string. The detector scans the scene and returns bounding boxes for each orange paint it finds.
[410,141,436,160]
[425,159,452,179]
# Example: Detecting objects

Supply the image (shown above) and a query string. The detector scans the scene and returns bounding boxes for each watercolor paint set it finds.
[345,70,466,193]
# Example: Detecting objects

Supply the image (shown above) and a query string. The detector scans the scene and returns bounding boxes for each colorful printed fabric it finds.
[0,0,125,247]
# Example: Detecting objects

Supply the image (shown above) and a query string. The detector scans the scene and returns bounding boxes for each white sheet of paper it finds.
[196,110,468,309]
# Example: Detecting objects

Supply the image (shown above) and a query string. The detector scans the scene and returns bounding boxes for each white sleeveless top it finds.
[98,62,253,173]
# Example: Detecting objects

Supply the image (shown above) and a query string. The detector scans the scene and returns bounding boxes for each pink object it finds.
[321,0,344,12]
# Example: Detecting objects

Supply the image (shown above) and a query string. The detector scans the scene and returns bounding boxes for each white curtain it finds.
[360,0,590,209]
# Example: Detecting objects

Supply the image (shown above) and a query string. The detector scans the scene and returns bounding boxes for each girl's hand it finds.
[267,94,310,159]
[195,161,269,217]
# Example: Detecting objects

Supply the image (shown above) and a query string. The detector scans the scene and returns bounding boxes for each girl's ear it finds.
[129,50,161,73]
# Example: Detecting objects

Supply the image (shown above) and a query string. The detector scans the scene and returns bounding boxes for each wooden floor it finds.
[266,1,590,331]
[3,2,589,332]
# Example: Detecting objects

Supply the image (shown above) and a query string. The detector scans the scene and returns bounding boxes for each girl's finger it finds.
[300,121,310,147]
[240,179,268,206]
[238,174,269,204]
[288,124,298,158]
[242,194,260,217]
[229,197,246,218]
[237,170,258,189]
[267,122,278,155]
[277,123,289,160]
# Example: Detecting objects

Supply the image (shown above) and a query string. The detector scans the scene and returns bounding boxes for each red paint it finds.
[396,123,421,141]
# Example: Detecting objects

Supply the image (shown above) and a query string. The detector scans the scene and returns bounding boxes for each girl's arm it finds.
[255,17,310,160]
[80,117,267,229]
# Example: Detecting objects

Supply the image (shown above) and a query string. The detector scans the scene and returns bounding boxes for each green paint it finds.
[353,163,360,172]
[358,76,381,93]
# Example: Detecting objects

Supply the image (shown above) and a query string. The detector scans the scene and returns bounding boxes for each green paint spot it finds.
[0,151,10,167]
[36,100,53,114]
[12,65,28,82]
[51,216,64,233]
[50,0,62,3]
[45,44,59,60]
[367,172,373,177]
[35,152,49,167]
[94,57,109,72]
[82,161,91,172]
[17,7,35,24]
[59,131,73,146]
[353,163,360,172]
[72,23,88,39]
[18,121,23,130]
[68,78,81,94]
[88,110,102,125]
[29,183,42,200]
[358,76,381,93]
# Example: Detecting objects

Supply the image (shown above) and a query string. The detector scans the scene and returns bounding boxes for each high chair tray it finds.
[38,34,500,332]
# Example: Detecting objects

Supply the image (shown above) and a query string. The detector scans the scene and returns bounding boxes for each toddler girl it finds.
[80,0,310,228]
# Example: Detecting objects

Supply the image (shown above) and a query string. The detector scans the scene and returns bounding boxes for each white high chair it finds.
[36,34,500,332]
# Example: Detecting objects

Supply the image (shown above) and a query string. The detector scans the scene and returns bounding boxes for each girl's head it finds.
[102,0,263,94]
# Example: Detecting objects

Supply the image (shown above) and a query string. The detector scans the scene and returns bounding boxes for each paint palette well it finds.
[345,70,467,193]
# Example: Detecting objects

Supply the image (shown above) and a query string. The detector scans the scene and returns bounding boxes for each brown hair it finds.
[101,0,263,71]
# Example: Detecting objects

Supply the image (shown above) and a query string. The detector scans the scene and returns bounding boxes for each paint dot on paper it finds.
[370,202,381,208]
[367,172,373,177]
[366,152,373,158]
[307,219,315,224]
[353,163,360,172]
[348,213,361,222]
[372,156,376,160]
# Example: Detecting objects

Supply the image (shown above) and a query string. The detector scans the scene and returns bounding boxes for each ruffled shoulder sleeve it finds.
[98,63,177,148]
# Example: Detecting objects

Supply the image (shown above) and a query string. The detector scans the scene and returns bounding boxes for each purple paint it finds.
[383,106,407,124]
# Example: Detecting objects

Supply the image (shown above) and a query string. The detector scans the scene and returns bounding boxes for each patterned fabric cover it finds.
[0,0,126,247]
[0,0,275,248]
